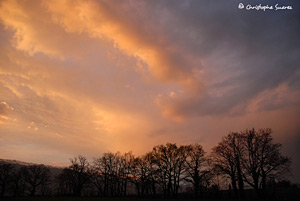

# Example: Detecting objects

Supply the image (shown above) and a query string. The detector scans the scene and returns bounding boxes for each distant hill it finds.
[0,158,35,166]
[0,158,64,179]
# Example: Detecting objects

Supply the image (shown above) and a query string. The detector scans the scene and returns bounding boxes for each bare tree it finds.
[67,155,91,196]
[151,143,188,197]
[212,129,291,198]
[93,153,112,196]
[141,152,158,196]
[211,132,244,197]
[57,168,74,196]
[128,154,157,197]
[128,156,142,196]
[90,167,104,196]
[117,152,133,196]
[241,128,291,196]
[0,164,15,197]
[11,168,26,197]
[21,164,51,196]
[93,152,131,197]
[185,144,210,198]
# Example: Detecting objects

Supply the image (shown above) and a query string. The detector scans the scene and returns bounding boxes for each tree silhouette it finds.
[11,167,26,197]
[0,164,15,197]
[21,164,51,196]
[68,155,91,196]
[241,128,291,196]
[0,128,294,199]
[212,128,291,198]
[151,143,188,198]
[211,132,244,197]
[93,153,112,196]
[93,152,132,196]
[90,166,104,196]
[57,168,73,196]
[140,152,158,196]
[185,144,210,198]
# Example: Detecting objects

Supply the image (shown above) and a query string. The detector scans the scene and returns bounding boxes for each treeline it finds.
[0,128,295,199]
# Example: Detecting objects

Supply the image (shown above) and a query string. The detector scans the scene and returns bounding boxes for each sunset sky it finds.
[0,0,299,182]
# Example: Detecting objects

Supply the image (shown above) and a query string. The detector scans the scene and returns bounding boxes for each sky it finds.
[0,0,299,182]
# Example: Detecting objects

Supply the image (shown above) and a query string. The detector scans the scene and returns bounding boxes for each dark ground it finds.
[2,188,300,201]
[1,198,191,201]
[1,197,299,201]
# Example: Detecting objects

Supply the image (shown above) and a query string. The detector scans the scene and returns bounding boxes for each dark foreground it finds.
[2,195,300,201]
[0,198,261,201]
[0,198,188,201]
[2,188,300,201]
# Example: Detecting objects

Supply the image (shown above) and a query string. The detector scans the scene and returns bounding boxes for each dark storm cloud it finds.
[148,0,300,117]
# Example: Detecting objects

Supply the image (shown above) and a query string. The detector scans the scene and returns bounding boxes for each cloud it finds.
[151,0,300,119]
[0,2,167,158]
[44,0,203,91]
[0,102,11,114]
[0,0,106,59]
[5,0,298,121]
[0,101,14,124]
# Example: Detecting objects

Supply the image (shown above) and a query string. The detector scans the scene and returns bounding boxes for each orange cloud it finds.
[0,0,102,59]
[45,0,202,91]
